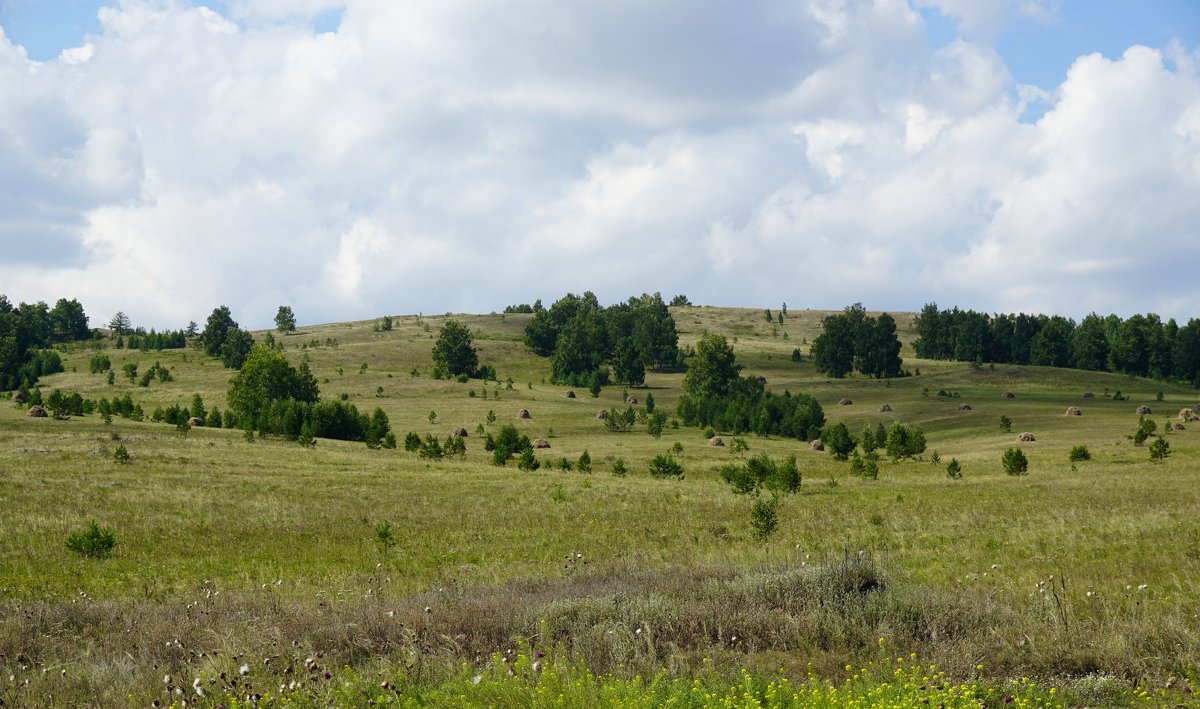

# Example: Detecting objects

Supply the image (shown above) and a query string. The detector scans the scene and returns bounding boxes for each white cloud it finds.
[0,0,1196,329]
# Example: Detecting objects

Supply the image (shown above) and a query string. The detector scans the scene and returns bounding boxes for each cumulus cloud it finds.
[0,1,1196,329]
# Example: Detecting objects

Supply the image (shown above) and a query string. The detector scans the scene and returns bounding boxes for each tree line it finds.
[811,303,904,379]
[913,303,1200,385]
[0,295,89,390]
[523,292,681,387]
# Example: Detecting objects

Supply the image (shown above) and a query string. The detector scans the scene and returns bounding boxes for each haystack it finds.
[1065,406,1082,416]
[26,405,47,418]
[595,409,608,420]
[1017,432,1036,442]
[517,409,531,419]
[626,396,638,405]
[451,427,468,438]
[839,398,853,406]
[1179,408,1198,422]
[708,436,724,447]
[810,439,824,451]
[1135,405,1152,415]
[187,417,204,427]
[878,404,892,413]
[1171,422,1186,431]
[11,390,27,404]
[565,390,576,399]
[1002,392,1015,399]
[957,404,972,412]
[532,438,550,449]
[1082,392,1095,399]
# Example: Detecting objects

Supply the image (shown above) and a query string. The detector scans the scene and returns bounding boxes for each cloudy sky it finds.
[1,0,1198,330]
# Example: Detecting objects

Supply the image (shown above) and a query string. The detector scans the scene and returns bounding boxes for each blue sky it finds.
[1,1,1198,329]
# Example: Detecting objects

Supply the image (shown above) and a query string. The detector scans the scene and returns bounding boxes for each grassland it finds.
[2,306,1199,706]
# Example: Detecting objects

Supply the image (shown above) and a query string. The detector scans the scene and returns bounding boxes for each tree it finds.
[1149,436,1170,462]
[432,320,478,379]
[1002,447,1029,475]
[108,311,132,336]
[220,327,254,369]
[201,306,238,358]
[669,294,692,307]
[811,310,857,378]
[226,345,320,424]
[820,421,855,461]
[1070,313,1109,371]
[50,298,89,341]
[275,305,297,333]
[683,334,739,399]
[885,421,926,460]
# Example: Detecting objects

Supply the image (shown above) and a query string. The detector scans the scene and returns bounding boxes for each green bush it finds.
[1002,447,1029,476]
[611,458,627,477]
[517,448,540,471]
[577,450,592,472]
[884,421,926,460]
[65,522,116,558]
[1149,436,1170,462]
[946,458,962,479]
[750,495,780,541]
[820,421,855,461]
[648,454,683,478]
[113,445,130,465]
[1068,444,1091,462]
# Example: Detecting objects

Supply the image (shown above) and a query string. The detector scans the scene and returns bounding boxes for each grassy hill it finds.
[2,306,1198,706]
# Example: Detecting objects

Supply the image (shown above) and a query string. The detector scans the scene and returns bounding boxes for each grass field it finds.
[2,306,1199,707]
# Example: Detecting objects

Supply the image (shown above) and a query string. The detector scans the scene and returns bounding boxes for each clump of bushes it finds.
[1068,444,1091,462]
[65,522,116,558]
[1002,447,1029,476]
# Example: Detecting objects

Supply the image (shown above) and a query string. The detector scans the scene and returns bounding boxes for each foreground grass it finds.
[3,306,1199,705]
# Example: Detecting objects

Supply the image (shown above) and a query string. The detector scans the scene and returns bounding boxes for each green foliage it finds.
[812,303,903,378]
[859,424,878,454]
[89,353,111,374]
[227,345,319,424]
[646,409,667,438]
[491,424,532,465]
[750,494,780,541]
[65,522,116,558]
[884,421,926,460]
[113,445,130,465]
[432,320,478,379]
[791,348,802,362]
[1149,436,1170,462]
[419,434,443,460]
[946,458,962,479]
[1002,447,1029,476]
[403,431,421,452]
[577,450,592,472]
[648,454,683,478]
[820,421,855,461]
[365,407,391,449]
[374,522,395,554]
[603,405,637,432]
[682,334,739,399]
[611,458,627,476]
[999,415,1012,433]
[200,305,254,368]
[720,453,800,495]
[1132,416,1156,446]
[275,305,297,332]
[669,294,691,306]
[1068,444,1091,462]
[516,448,540,471]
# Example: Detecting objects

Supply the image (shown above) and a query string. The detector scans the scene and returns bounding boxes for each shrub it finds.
[646,409,667,438]
[403,431,421,452]
[884,421,926,460]
[577,450,592,473]
[611,458,627,477]
[729,437,749,454]
[718,463,758,495]
[999,415,1012,433]
[862,451,880,480]
[1149,436,1170,462]
[113,445,130,465]
[946,458,962,479]
[648,454,683,478]
[1068,444,1091,462]
[1002,447,1029,476]
[419,434,443,460]
[374,522,395,554]
[820,421,855,461]
[517,448,540,471]
[65,522,116,558]
[750,495,780,541]
[558,457,574,471]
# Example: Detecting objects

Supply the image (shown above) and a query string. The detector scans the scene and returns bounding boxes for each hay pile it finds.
[878,404,892,412]
[1179,408,1198,422]
[187,417,204,427]
[809,439,824,451]
[565,390,576,399]
[517,409,531,419]
[1002,392,1015,399]
[1082,392,1095,399]
[1065,406,1082,416]
[595,410,608,420]
[26,404,47,418]
[11,390,27,404]
[839,398,853,405]
[957,403,972,412]
[708,436,724,447]
[1135,405,1152,415]
[626,396,638,405]
[1017,432,1036,442]
[532,438,550,449]
[451,427,468,437]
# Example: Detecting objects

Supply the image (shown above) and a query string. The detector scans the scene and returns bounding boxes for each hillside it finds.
[2,306,1198,706]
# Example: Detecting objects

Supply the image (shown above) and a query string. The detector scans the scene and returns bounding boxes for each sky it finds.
[1,1,1198,330]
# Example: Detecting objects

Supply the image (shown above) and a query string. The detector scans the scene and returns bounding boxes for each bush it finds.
[403,431,421,452]
[577,450,592,472]
[946,458,962,479]
[611,458,627,477]
[648,454,683,478]
[65,522,116,558]
[750,495,780,541]
[1002,447,1029,476]
[113,445,130,465]
[1149,436,1170,462]
[884,421,926,460]
[999,415,1012,433]
[517,448,540,471]
[1068,444,1091,462]
[820,421,855,461]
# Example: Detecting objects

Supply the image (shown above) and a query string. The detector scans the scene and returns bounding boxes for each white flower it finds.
[239,664,250,676]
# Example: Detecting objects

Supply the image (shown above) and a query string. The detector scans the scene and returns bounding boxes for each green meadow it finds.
[2,306,1199,707]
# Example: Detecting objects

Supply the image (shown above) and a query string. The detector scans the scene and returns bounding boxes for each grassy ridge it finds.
[2,306,1199,705]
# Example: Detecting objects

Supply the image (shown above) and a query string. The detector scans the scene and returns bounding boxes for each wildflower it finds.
[239,664,250,676]
[1138,584,1148,591]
